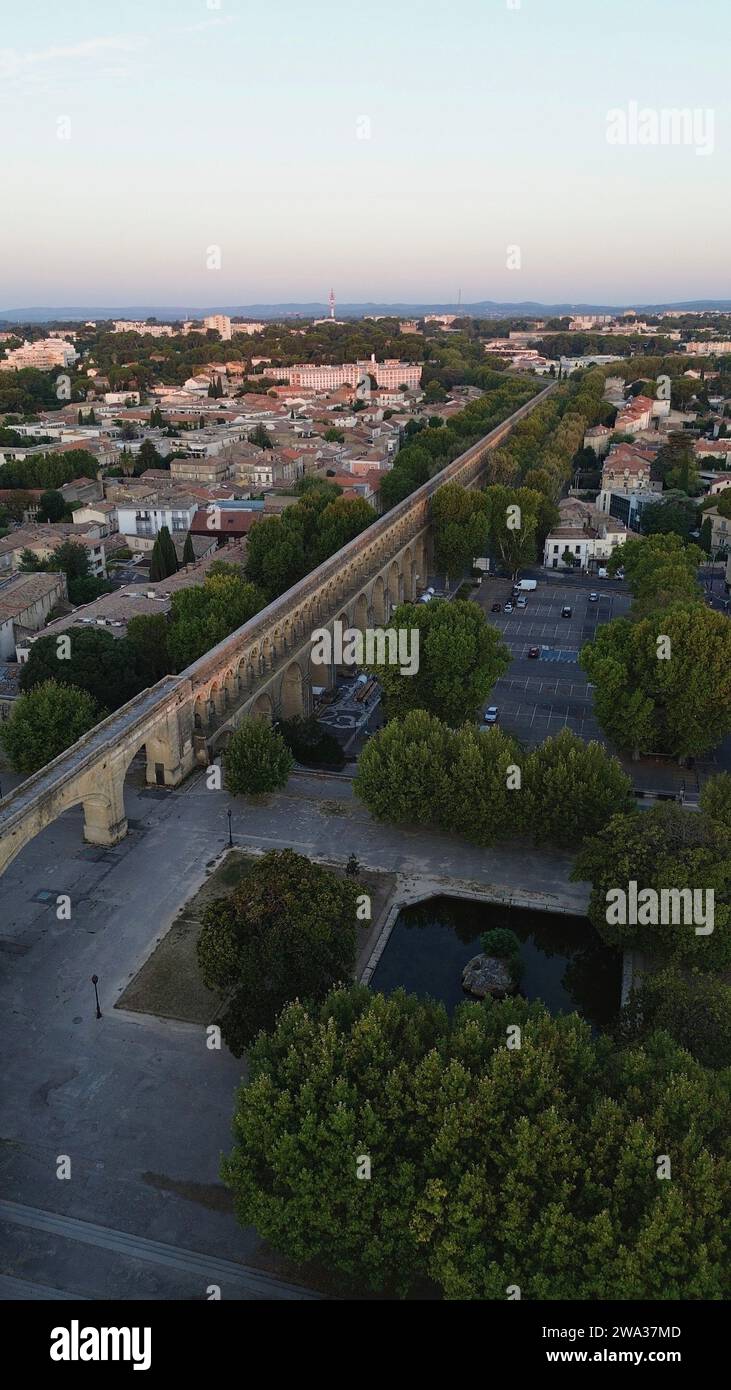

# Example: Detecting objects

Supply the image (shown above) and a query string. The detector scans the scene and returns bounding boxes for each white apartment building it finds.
[116,499,198,552]
[203,315,232,341]
[112,321,175,337]
[0,338,79,371]
[232,322,266,335]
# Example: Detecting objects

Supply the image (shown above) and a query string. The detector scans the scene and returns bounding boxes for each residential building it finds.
[584,424,612,457]
[0,524,107,576]
[0,571,68,660]
[203,315,232,341]
[702,507,731,555]
[116,499,199,552]
[0,338,79,370]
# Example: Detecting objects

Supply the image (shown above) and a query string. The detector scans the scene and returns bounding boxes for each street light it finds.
[227,808,233,847]
[91,974,102,1020]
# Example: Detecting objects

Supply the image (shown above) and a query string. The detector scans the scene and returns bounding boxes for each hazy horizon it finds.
[2,0,729,308]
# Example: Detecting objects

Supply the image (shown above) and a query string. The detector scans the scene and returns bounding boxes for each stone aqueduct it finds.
[0,384,556,875]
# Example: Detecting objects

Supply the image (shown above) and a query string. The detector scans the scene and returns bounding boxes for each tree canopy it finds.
[580,604,731,759]
[223,717,294,797]
[572,803,730,972]
[197,850,359,1053]
[0,679,102,774]
[371,598,509,726]
[222,985,731,1298]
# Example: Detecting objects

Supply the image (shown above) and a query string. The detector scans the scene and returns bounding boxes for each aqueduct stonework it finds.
[0,383,556,874]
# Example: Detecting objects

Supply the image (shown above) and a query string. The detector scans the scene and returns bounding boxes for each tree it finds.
[572,803,730,971]
[641,495,698,541]
[372,599,509,727]
[222,986,730,1298]
[310,496,376,567]
[248,424,274,450]
[655,432,700,494]
[521,730,634,846]
[36,490,67,523]
[149,525,178,582]
[484,485,543,577]
[167,573,264,669]
[580,605,731,759]
[181,531,196,566]
[0,679,102,774]
[197,849,358,1053]
[224,717,294,796]
[20,627,144,711]
[126,613,172,686]
[158,524,178,575]
[134,438,164,474]
[354,710,458,826]
[617,967,731,1069]
[446,724,522,845]
[699,772,731,831]
[323,427,345,443]
[431,483,489,584]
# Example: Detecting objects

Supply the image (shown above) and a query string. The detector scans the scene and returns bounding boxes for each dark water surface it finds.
[370,896,621,1030]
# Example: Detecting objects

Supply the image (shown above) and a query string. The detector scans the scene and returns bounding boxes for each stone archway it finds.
[387,561,401,615]
[280,662,304,720]
[250,693,273,722]
[354,592,369,632]
[402,548,414,603]
[372,575,386,625]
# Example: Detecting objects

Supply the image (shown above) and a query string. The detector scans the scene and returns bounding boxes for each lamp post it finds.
[227,808,233,847]
[91,974,102,1020]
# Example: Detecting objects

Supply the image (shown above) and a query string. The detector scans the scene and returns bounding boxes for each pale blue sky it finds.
[1,0,729,308]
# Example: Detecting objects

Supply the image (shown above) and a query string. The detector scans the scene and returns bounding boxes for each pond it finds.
[369,896,621,1031]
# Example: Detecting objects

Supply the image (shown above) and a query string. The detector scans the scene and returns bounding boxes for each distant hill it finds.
[2,299,731,325]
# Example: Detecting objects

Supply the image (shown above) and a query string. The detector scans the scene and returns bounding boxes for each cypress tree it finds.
[149,537,164,582]
[158,525,179,576]
[182,531,195,566]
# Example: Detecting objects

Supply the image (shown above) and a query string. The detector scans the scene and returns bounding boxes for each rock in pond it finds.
[462,953,517,999]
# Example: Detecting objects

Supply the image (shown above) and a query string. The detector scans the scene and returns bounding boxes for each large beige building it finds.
[0,338,79,371]
[203,315,232,341]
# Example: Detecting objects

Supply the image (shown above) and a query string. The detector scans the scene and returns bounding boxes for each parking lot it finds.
[476,575,632,748]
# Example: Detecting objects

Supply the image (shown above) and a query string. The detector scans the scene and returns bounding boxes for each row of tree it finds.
[354,714,633,850]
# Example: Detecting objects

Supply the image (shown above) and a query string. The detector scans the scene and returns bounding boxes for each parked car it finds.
[516,596,527,608]
[528,646,540,659]
[504,602,513,613]
[491,602,502,612]
[483,706,499,725]
[616,568,625,580]
[561,605,572,618]
[589,592,599,602]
